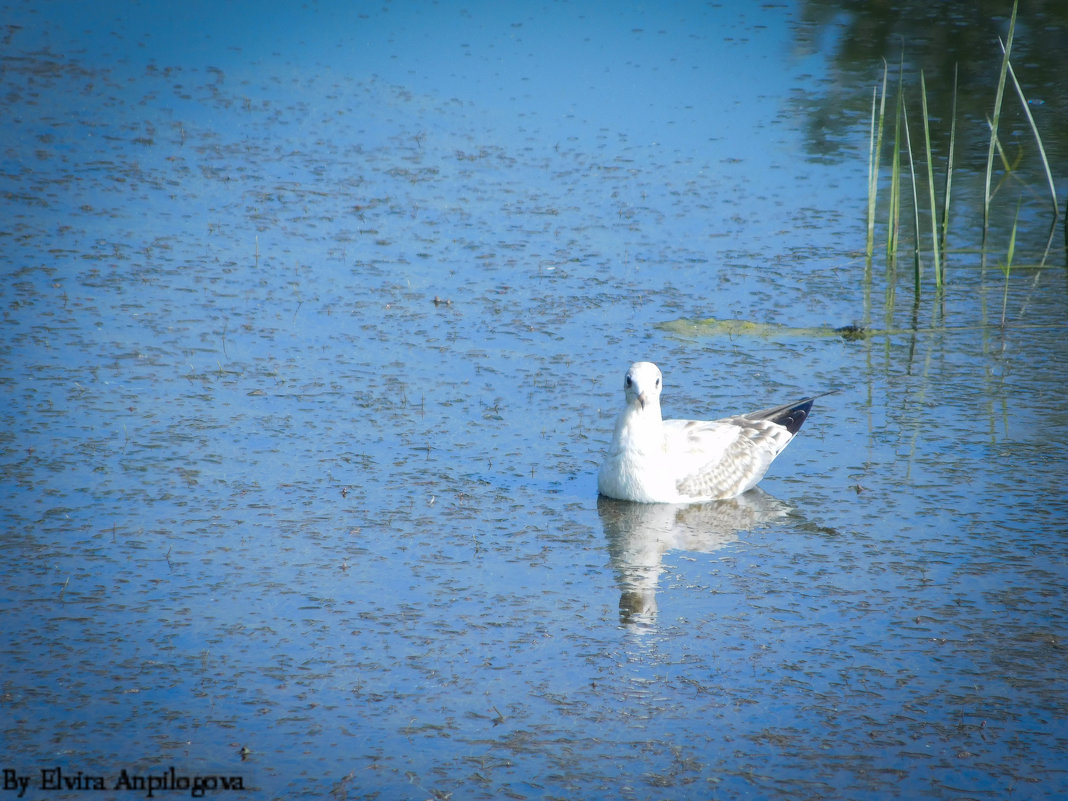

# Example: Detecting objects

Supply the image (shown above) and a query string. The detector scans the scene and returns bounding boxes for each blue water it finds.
[3,1,1068,799]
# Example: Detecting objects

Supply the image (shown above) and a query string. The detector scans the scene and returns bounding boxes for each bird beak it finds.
[637,392,647,410]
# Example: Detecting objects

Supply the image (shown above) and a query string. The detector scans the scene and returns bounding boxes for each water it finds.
[3,1,1068,799]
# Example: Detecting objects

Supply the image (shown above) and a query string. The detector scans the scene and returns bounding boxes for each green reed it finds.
[866,0,1058,297]
[1000,202,1020,325]
[887,59,903,263]
[865,63,888,260]
[1002,37,1059,263]
[901,94,923,291]
[983,0,1016,251]
[920,71,942,288]
[940,63,958,257]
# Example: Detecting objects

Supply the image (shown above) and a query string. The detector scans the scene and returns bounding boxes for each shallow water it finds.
[3,2,1068,800]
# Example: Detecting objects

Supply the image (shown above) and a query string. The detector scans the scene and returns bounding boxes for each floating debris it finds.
[657,316,868,341]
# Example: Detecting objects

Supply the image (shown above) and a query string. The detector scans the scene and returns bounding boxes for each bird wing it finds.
[739,395,821,434]
[663,415,798,500]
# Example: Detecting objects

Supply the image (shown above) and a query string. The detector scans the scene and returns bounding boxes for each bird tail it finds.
[743,390,836,435]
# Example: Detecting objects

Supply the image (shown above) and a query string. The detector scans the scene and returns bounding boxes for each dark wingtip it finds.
[774,399,815,436]
[746,390,835,434]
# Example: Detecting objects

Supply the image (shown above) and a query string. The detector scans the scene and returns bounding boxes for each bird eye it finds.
[655,377,661,388]
[624,375,633,388]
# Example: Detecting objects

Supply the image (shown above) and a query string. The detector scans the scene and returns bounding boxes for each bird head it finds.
[624,362,663,411]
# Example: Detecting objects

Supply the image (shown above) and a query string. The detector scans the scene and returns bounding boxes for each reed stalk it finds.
[1000,38,1060,265]
[1000,45,1057,217]
[866,62,889,260]
[919,71,942,288]
[887,58,904,262]
[983,0,1017,250]
[867,85,877,259]
[940,63,958,258]
[901,97,923,291]
[1001,203,1019,326]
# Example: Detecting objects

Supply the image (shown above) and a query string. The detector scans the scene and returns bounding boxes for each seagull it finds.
[598,361,826,503]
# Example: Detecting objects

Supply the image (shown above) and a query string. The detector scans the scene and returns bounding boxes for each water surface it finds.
[3,2,1067,799]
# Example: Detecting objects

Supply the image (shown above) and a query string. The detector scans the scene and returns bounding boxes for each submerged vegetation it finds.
[865,0,1061,299]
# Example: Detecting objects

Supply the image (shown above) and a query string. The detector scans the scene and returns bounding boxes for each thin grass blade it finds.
[920,71,941,288]
[866,62,889,260]
[867,86,878,259]
[983,0,1017,250]
[887,55,905,262]
[1001,202,1020,326]
[901,96,923,291]
[940,63,958,261]
[1000,40,1059,267]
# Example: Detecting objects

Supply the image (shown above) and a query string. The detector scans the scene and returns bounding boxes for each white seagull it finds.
[598,361,826,503]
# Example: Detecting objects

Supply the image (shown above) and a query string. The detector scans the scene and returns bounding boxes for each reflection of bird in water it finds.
[598,362,828,503]
[598,491,792,627]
